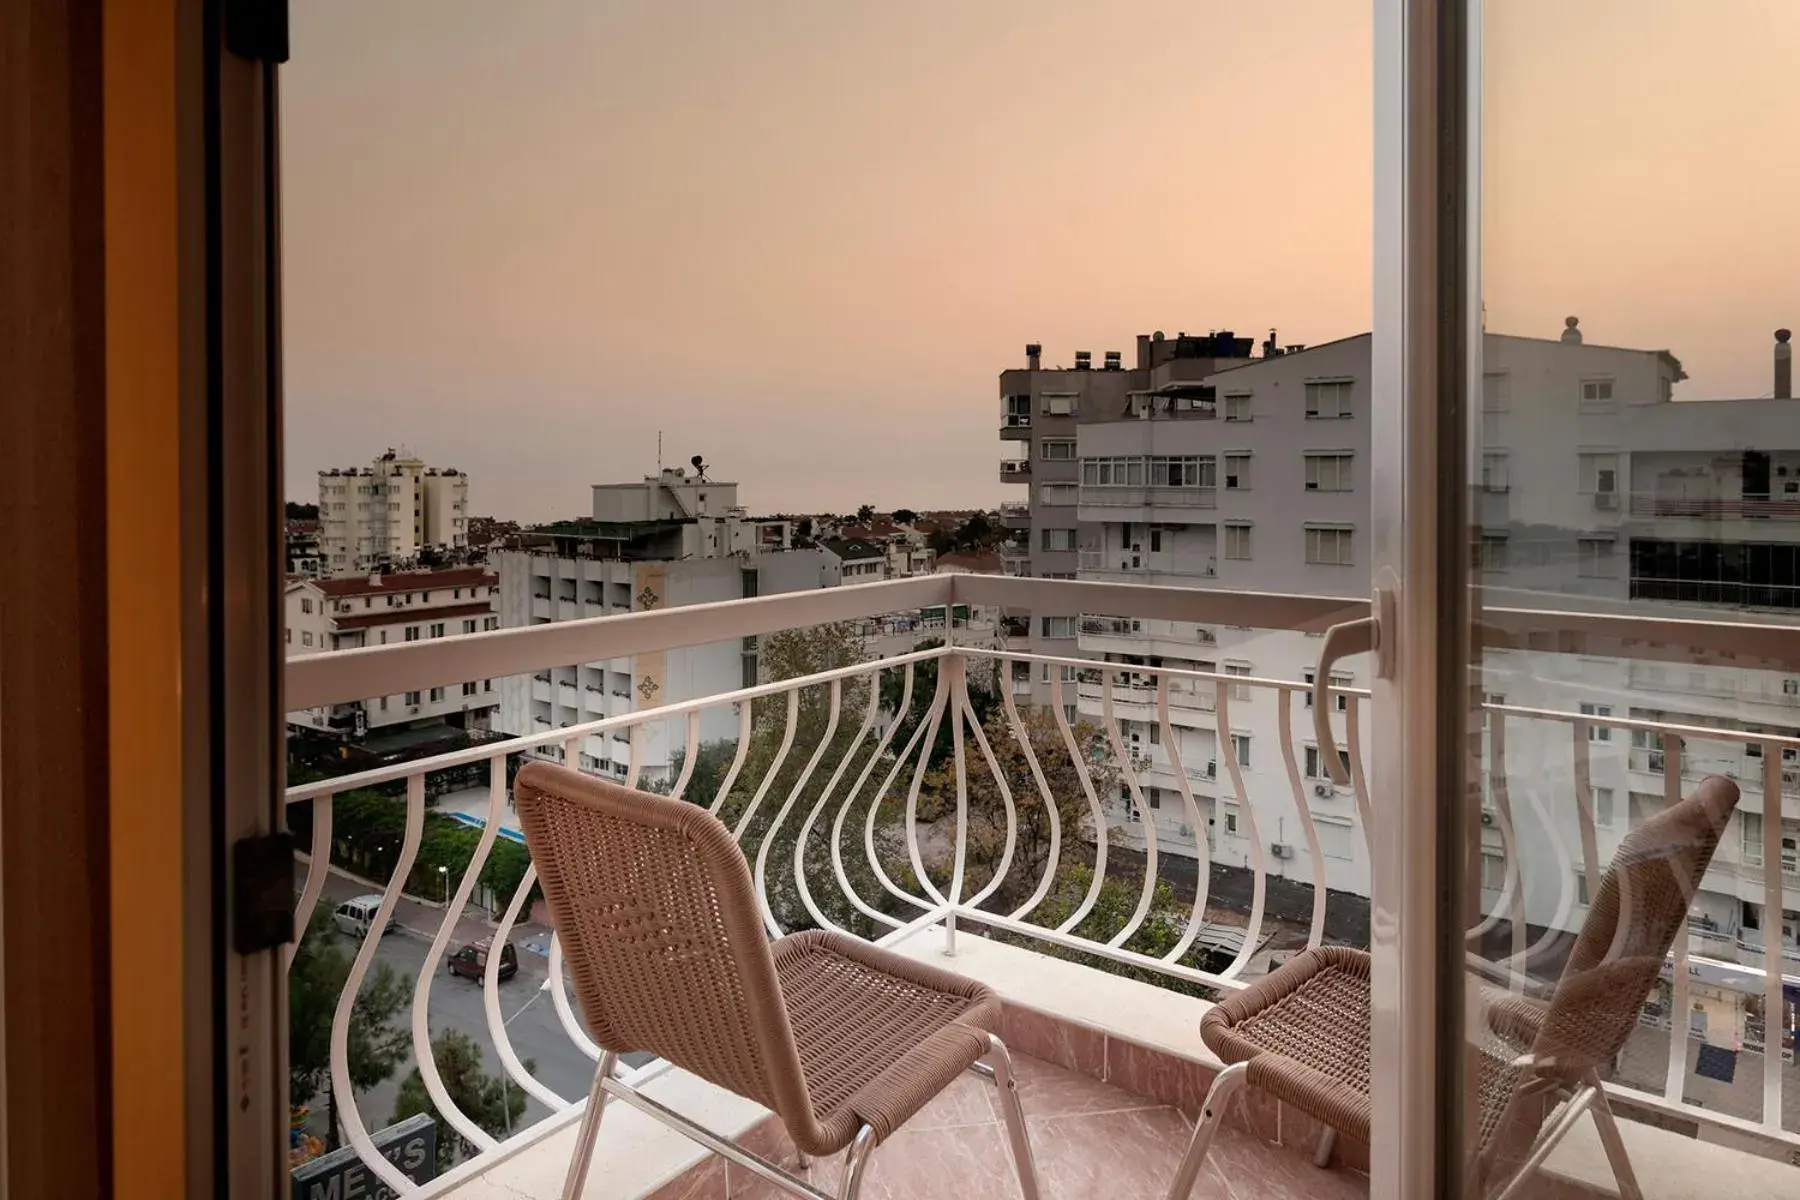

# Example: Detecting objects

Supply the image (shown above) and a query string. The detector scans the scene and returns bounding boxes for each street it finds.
[302,871,650,1149]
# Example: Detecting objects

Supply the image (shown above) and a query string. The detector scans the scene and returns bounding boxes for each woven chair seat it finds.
[1200,945,1374,1142]
[773,929,1000,1151]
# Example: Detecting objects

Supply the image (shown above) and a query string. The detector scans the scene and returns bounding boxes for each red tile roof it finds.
[933,551,1001,574]
[315,566,495,598]
[332,601,495,631]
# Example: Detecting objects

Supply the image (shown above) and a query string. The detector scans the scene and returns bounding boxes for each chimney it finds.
[1777,329,1792,400]
[1136,334,1153,370]
[1074,350,1092,371]
[1103,350,1123,371]
[1025,342,1042,371]
[1561,316,1582,344]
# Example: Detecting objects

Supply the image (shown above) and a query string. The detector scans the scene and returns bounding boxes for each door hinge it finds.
[232,831,296,954]
[226,0,290,64]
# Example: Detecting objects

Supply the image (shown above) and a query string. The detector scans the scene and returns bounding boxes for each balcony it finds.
[998,500,1030,529]
[1078,550,1217,581]
[998,412,1032,440]
[999,536,1030,562]
[283,576,1800,1198]
[1629,493,1800,521]
[999,458,1031,484]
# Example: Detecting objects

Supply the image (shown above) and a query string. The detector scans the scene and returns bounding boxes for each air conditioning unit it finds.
[1593,492,1618,510]
[1270,842,1293,860]
[407,706,420,715]
[1313,783,1334,798]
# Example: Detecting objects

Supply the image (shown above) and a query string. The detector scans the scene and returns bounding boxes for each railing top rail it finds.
[286,573,1800,716]
[1487,700,1800,751]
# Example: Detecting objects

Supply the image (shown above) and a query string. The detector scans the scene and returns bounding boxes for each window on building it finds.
[1224,393,1253,422]
[484,616,498,630]
[300,631,313,647]
[1304,379,1353,418]
[1482,372,1510,412]
[1480,851,1507,891]
[462,682,477,696]
[1580,702,1613,740]
[300,597,314,613]
[1578,453,1619,495]
[404,626,420,642]
[1309,744,1352,782]
[1593,786,1614,827]
[404,690,421,706]
[1224,453,1251,490]
[1786,678,1799,697]
[1040,439,1076,461]
[1575,871,1591,906]
[1304,452,1354,491]
[1578,537,1617,578]
[1146,787,1161,810]
[429,621,446,638]
[1041,528,1076,552]
[1477,534,1508,572]
[1042,394,1075,416]
[462,618,477,634]
[1579,378,1617,412]
[1315,816,1355,860]
[1038,483,1077,505]
[1221,803,1240,837]
[428,686,445,702]
[1223,662,1252,701]
[285,629,292,644]
[1304,526,1354,566]
[1232,733,1252,767]
[1480,452,1510,493]
[1224,523,1252,560]
[1041,616,1076,638]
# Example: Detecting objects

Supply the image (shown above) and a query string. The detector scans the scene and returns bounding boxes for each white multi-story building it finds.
[317,449,470,576]
[284,565,500,738]
[495,468,840,784]
[1004,322,1800,962]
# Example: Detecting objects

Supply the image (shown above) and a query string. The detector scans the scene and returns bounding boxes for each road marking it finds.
[503,987,547,1028]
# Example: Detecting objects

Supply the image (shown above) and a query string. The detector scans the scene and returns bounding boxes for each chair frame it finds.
[562,1031,1041,1200]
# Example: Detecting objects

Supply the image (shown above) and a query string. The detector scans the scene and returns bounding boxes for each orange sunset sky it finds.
[283,1,1798,518]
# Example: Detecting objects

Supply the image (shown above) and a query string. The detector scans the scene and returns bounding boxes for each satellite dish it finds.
[690,455,709,482]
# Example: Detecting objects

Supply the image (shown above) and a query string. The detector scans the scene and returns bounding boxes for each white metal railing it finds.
[283,575,1800,1190]
[1076,550,1218,578]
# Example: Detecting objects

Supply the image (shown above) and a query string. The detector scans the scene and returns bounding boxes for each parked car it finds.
[448,938,518,983]
[331,894,395,939]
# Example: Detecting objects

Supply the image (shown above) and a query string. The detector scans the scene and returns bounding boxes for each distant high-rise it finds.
[317,448,469,576]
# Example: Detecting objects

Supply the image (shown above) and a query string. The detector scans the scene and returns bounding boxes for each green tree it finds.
[878,639,1002,790]
[1020,865,1214,997]
[891,508,918,525]
[391,1030,535,1172]
[855,503,877,525]
[648,738,742,808]
[289,909,411,1149]
[921,707,1119,910]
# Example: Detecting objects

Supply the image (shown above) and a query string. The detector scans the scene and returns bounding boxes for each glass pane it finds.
[1459,4,1800,1194]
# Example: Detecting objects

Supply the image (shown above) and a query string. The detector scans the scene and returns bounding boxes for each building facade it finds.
[317,449,470,576]
[284,566,500,738]
[494,469,841,784]
[1003,322,1800,964]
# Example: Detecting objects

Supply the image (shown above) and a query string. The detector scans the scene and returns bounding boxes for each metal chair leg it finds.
[984,1033,1043,1200]
[561,1050,618,1200]
[1166,1061,1248,1200]
[1487,1086,1595,1200]
[1586,1078,1644,1200]
[1313,1127,1338,1168]
[838,1125,877,1200]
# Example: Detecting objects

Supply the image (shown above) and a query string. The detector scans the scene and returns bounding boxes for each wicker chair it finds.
[1166,774,1739,1200]
[513,762,1042,1200]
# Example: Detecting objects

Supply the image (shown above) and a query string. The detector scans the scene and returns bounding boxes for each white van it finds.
[331,894,394,939]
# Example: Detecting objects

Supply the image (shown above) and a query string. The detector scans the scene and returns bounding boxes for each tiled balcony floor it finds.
[654,1051,1367,1200]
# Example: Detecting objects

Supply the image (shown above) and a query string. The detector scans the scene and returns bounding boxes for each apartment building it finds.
[997,333,1259,703]
[494,468,840,784]
[1002,321,1800,965]
[284,565,500,738]
[317,448,470,576]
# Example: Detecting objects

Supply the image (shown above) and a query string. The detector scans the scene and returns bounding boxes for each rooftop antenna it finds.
[657,430,663,474]
[691,454,709,482]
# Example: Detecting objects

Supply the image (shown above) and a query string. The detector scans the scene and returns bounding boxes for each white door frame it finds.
[1371,0,1478,1195]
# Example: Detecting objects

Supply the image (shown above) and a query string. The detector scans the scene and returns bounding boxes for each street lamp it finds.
[437,864,449,905]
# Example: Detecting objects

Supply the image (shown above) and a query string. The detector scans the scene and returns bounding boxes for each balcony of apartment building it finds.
[998,500,1031,530]
[998,457,1032,484]
[284,574,1800,1200]
[999,394,1033,440]
[1079,615,1220,659]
